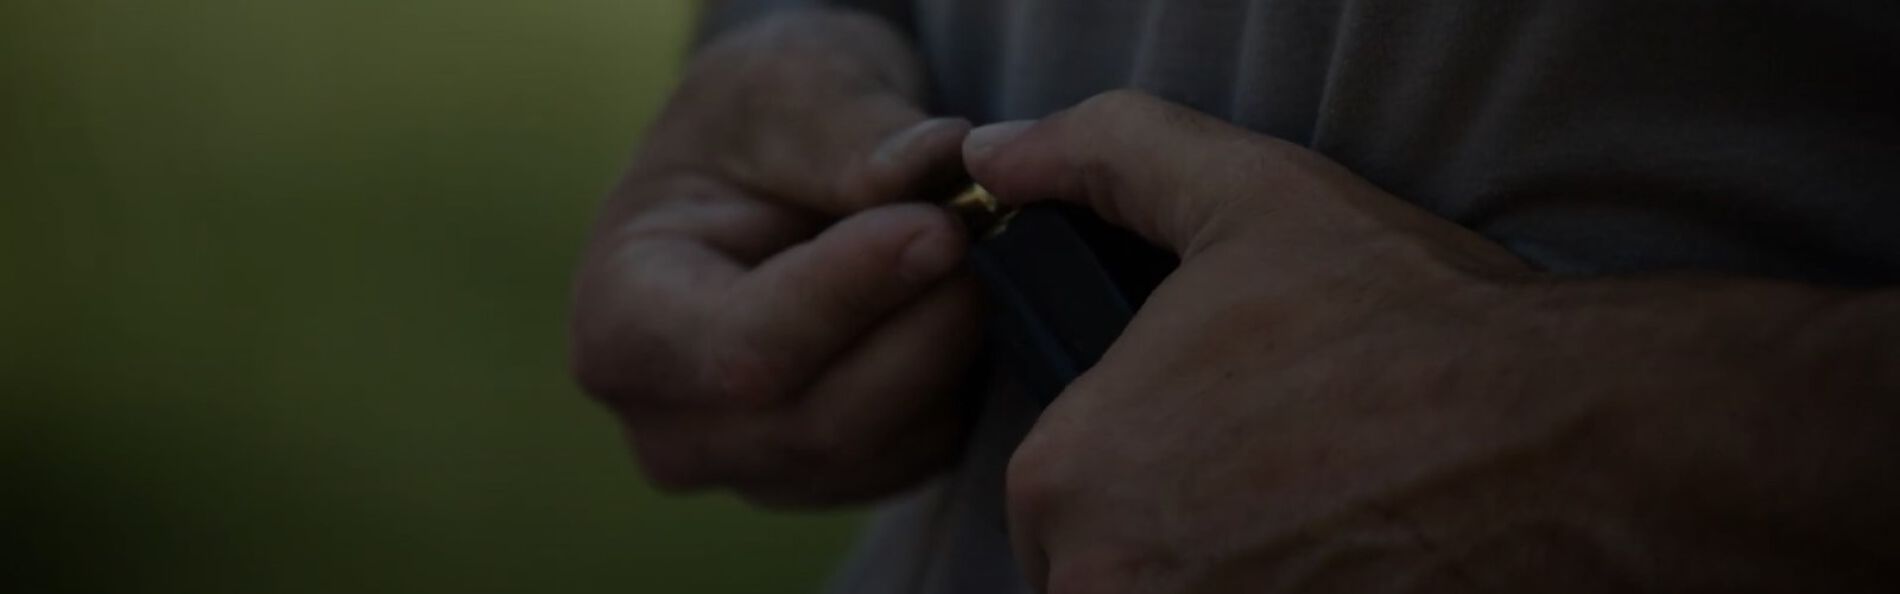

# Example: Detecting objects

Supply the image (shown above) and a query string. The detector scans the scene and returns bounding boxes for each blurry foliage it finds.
[1,1,859,592]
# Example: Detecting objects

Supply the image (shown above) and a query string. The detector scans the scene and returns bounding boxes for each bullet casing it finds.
[943,185,1018,239]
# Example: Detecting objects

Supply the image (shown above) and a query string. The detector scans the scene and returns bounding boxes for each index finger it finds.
[703,203,970,406]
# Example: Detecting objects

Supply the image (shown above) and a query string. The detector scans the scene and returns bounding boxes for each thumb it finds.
[962,90,1287,255]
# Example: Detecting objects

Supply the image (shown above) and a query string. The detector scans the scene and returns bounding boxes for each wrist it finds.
[694,7,926,101]
[1466,275,1900,583]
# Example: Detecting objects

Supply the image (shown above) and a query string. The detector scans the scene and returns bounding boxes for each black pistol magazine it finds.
[969,204,1176,407]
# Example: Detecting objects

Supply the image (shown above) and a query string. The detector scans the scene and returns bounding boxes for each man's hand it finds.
[570,10,980,508]
[966,91,1900,592]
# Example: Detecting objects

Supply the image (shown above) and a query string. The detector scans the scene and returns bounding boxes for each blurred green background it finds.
[1,1,863,592]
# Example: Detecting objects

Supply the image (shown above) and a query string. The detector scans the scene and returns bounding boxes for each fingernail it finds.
[899,225,961,283]
[963,120,1034,166]
[872,117,966,167]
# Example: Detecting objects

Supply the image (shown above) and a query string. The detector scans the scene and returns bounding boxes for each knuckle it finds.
[1005,434,1075,523]
[701,341,788,405]
[570,324,664,406]
[570,250,691,406]
[1073,89,1216,149]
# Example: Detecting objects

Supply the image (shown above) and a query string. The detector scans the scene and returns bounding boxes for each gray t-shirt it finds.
[715,1,1900,592]
[914,0,1900,282]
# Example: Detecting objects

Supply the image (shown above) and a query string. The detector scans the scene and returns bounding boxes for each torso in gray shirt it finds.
[916,0,1900,281]
[828,1,1900,592]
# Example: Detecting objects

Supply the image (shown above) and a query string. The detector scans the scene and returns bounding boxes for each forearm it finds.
[1439,277,1900,590]
[1491,275,1899,410]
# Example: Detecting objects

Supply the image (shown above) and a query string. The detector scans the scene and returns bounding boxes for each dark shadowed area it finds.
[1,1,860,592]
